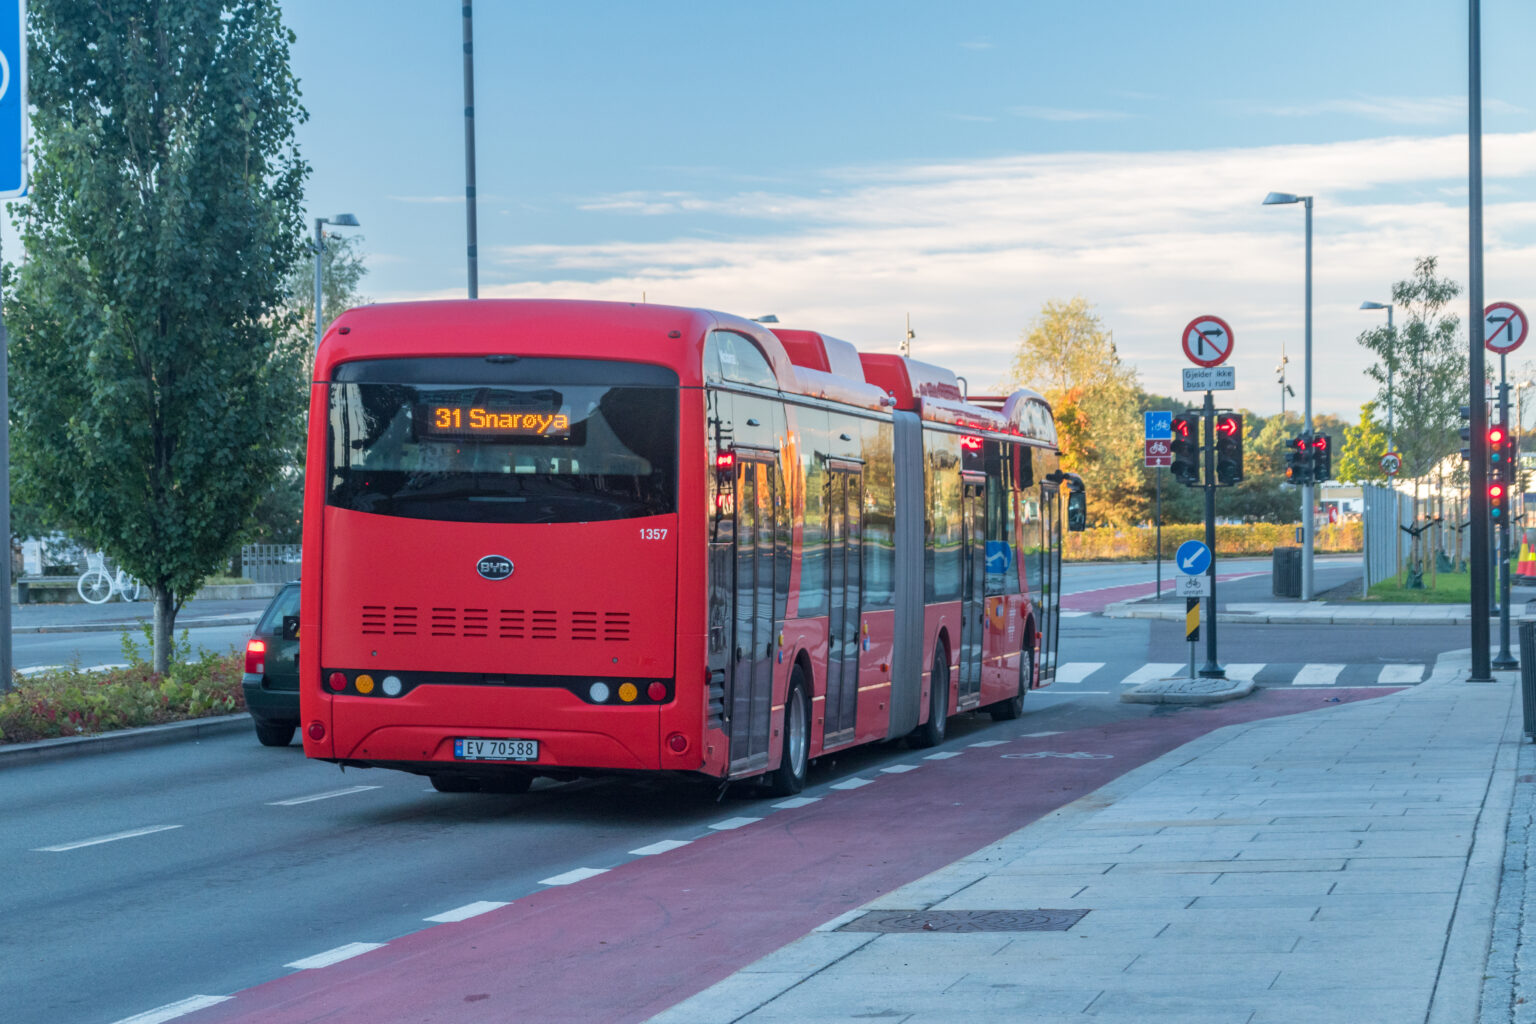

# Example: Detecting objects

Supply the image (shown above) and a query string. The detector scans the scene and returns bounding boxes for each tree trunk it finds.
[152,584,176,674]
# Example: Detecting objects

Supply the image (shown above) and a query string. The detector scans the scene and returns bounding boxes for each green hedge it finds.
[1064,522,1361,562]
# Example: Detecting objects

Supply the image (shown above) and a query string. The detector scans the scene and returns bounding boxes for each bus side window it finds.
[984,442,1016,596]
[712,331,779,390]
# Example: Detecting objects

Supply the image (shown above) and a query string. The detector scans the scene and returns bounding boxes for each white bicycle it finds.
[77,552,143,604]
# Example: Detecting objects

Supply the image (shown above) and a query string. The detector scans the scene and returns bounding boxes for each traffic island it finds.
[1120,673,1256,704]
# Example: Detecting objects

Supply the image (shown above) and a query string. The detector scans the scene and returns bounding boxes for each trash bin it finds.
[1272,546,1302,599]
[1521,621,1536,740]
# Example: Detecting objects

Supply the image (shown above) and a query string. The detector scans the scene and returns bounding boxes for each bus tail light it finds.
[244,639,266,675]
[328,671,347,692]
[307,721,326,742]
[667,732,688,754]
[647,681,667,702]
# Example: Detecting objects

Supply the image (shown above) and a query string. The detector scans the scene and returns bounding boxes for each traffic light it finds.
[1491,478,1507,521]
[1214,413,1243,485]
[1489,425,1511,484]
[1311,433,1332,483]
[1170,413,1200,486]
[1284,434,1312,485]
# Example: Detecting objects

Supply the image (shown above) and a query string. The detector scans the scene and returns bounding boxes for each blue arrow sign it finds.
[1144,410,1172,440]
[1175,540,1211,576]
[0,1,24,199]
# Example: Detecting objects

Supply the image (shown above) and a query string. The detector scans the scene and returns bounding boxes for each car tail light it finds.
[245,639,266,675]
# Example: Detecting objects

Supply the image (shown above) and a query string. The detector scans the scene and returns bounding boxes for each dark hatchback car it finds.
[242,581,301,746]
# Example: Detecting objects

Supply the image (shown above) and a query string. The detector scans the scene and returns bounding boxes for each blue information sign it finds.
[1144,411,1172,440]
[1175,540,1211,576]
[0,1,25,199]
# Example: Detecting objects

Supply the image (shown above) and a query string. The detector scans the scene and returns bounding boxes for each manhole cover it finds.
[837,909,1089,933]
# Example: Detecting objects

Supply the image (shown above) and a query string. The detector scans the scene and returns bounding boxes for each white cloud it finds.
[383,131,1536,418]
[1251,95,1525,125]
[1011,105,1129,122]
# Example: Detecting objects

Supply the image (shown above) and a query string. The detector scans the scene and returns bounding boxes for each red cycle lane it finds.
[184,687,1392,1024]
[1062,570,1265,614]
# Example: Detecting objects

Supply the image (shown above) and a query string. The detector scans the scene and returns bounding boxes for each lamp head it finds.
[330,213,360,227]
[1359,301,1388,311]
[1262,191,1301,205]
[750,314,779,324]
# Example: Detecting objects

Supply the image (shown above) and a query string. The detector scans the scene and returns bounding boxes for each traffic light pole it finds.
[1495,352,1517,669]
[1199,390,1225,679]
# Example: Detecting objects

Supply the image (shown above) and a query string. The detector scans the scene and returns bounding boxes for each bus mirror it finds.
[1066,491,1087,531]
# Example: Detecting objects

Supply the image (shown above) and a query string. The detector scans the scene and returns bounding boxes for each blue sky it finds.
[283,1,1536,419]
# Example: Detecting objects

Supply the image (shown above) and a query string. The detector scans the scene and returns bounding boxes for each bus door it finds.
[824,462,863,745]
[958,473,987,708]
[727,453,779,774]
[1037,485,1063,684]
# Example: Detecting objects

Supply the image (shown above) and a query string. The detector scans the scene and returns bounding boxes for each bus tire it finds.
[988,646,1031,721]
[909,646,950,749]
[766,669,810,796]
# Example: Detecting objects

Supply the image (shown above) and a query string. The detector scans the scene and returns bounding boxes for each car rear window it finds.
[258,586,300,634]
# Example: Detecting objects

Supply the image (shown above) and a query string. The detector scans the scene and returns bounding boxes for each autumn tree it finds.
[1337,402,1390,485]
[8,0,308,672]
[1008,298,1144,526]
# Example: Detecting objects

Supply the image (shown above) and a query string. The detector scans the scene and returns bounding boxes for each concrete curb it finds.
[1119,674,1257,704]
[1103,600,1477,626]
[12,612,261,635]
[0,713,253,768]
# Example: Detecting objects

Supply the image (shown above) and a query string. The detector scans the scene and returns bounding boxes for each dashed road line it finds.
[830,777,874,790]
[772,796,822,808]
[111,995,233,1024]
[879,764,920,774]
[968,740,1008,748]
[708,816,762,830]
[630,839,693,856]
[286,943,385,970]
[36,824,182,852]
[268,785,381,806]
[922,751,962,760]
[539,867,609,886]
[424,901,508,923]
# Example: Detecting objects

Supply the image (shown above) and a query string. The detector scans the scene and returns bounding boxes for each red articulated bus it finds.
[300,299,1084,795]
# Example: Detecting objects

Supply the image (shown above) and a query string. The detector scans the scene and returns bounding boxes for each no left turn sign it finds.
[1484,301,1528,355]
[1182,315,1234,367]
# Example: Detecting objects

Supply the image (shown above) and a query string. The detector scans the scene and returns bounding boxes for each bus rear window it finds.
[327,359,678,524]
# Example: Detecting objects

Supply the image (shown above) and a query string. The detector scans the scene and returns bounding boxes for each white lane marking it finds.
[1054,662,1104,683]
[268,785,381,806]
[424,901,508,923]
[1378,663,1425,684]
[112,995,233,1024]
[1022,731,1063,737]
[830,777,874,790]
[968,740,1008,748]
[1122,663,1184,685]
[1292,664,1345,686]
[286,942,385,970]
[36,824,182,853]
[1033,690,1112,695]
[539,867,609,886]
[631,839,693,856]
[880,764,920,774]
[923,751,962,760]
[708,816,762,830]
[772,796,822,808]
[1224,663,1265,681]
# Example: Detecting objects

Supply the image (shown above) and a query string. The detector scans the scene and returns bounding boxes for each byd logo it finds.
[477,555,514,581]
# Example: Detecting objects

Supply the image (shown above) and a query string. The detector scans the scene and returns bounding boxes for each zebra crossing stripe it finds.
[1121,663,1184,685]
[1224,663,1264,681]
[1292,664,1345,686]
[1377,664,1425,684]
[1055,662,1105,683]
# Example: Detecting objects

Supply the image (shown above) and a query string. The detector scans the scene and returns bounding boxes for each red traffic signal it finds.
[1490,481,1507,519]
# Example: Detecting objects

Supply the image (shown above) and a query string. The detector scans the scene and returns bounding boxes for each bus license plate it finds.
[454,738,538,762]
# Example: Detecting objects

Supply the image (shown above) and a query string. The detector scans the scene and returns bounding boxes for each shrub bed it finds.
[1065,522,1361,562]
[0,629,244,745]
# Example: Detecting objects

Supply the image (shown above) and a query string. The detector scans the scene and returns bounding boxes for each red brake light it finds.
[245,639,266,675]
[647,681,667,702]
[328,671,347,692]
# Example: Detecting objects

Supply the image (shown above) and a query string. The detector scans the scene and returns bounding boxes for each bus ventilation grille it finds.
[361,606,631,642]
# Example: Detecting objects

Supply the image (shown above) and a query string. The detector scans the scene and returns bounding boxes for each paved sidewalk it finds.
[1103,598,1512,625]
[653,653,1524,1024]
[9,595,269,633]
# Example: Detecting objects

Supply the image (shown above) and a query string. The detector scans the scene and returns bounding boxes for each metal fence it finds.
[1361,483,1410,594]
[241,544,301,584]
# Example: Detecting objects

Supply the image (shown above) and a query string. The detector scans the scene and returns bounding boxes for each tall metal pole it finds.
[312,217,325,351]
[1468,0,1492,681]
[1301,196,1315,600]
[462,1,479,299]
[1495,353,1517,668]
[0,230,12,694]
[1199,390,1224,678]
[1385,305,1394,452]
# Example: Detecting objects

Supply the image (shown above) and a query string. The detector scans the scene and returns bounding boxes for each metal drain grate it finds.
[837,909,1089,933]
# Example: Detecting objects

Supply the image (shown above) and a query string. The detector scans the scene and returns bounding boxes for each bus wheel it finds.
[429,774,480,793]
[988,647,1031,721]
[766,669,809,796]
[909,647,950,748]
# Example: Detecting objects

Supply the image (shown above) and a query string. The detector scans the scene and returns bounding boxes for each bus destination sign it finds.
[419,405,572,439]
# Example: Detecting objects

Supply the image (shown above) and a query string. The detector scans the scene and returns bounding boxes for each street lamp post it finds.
[1263,190,1315,600]
[313,214,360,349]
[1359,301,1394,452]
